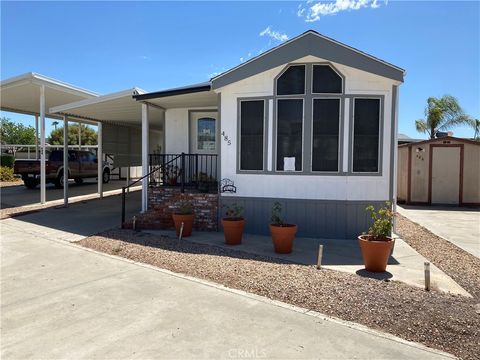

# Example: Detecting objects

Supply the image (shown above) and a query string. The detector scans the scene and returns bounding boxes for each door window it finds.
[197,118,216,151]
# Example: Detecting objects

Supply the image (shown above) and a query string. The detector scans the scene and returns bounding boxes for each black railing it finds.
[121,153,219,227]
[149,153,218,193]
[121,154,181,227]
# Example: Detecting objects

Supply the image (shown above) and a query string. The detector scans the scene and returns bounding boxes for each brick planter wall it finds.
[132,187,218,231]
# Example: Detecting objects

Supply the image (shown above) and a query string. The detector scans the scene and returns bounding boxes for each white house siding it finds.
[216,56,400,238]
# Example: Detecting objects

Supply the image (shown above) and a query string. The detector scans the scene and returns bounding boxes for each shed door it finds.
[431,147,460,204]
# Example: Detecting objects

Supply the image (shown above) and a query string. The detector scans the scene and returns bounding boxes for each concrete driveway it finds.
[1,179,127,209]
[397,205,480,258]
[1,216,453,359]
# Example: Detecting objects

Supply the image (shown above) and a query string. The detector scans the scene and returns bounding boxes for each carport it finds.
[49,88,165,212]
[0,73,98,205]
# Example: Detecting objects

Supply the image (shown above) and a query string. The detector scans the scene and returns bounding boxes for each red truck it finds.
[14,150,111,189]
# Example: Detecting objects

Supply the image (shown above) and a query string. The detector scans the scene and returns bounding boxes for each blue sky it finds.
[1,1,479,139]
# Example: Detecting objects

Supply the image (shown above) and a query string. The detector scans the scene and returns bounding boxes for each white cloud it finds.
[298,0,386,22]
[259,26,289,42]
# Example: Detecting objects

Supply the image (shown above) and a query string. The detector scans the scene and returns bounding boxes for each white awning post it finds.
[39,85,46,204]
[141,103,149,213]
[63,116,69,206]
[97,122,103,198]
[35,114,39,159]
[78,123,81,149]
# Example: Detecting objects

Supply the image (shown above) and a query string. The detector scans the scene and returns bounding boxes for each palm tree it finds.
[415,95,471,139]
[469,118,480,140]
[52,121,59,130]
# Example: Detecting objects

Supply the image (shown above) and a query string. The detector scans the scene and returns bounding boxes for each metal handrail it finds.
[121,154,181,227]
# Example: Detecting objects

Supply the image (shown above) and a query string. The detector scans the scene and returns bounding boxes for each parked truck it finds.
[13,150,111,189]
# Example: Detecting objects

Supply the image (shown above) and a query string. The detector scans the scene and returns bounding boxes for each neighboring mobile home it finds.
[397,136,480,206]
[132,30,405,238]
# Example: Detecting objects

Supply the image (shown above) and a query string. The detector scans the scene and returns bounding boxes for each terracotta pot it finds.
[269,224,297,254]
[222,218,246,245]
[358,235,395,272]
[172,213,194,237]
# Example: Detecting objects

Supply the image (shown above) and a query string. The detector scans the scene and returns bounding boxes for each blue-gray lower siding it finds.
[219,196,386,239]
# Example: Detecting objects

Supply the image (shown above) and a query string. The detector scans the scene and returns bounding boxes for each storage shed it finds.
[397,136,480,206]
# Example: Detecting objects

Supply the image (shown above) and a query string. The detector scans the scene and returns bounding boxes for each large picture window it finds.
[353,98,380,172]
[312,98,340,172]
[276,99,303,171]
[240,100,265,171]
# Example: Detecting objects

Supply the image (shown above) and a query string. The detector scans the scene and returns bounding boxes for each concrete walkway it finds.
[148,230,470,297]
[1,179,128,209]
[398,205,480,258]
[1,218,454,359]
[0,189,141,241]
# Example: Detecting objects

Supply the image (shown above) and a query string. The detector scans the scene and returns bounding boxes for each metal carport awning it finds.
[0,72,99,205]
[50,88,166,212]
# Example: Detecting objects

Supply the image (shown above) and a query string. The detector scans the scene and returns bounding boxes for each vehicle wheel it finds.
[74,178,83,185]
[102,169,110,184]
[55,171,65,189]
[24,178,39,189]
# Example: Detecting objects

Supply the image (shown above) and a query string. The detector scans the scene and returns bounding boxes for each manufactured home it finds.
[1,30,405,239]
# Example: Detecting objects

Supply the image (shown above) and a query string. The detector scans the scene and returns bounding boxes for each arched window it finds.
[276,65,305,95]
[312,65,343,93]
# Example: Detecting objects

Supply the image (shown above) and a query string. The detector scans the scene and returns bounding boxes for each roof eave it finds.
[134,84,212,101]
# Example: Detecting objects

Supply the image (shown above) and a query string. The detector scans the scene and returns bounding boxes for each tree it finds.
[52,121,59,130]
[0,117,36,145]
[415,95,471,139]
[48,124,97,145]
[469,118,480,140]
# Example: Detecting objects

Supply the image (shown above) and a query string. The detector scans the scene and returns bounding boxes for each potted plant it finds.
[172,200,194,237]
[269,202,297,254]
[221,203,245,245]
[358,202,395,272]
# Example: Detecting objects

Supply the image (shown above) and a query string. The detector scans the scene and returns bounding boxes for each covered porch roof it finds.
[49,88,164,130]
[0,72,98,119]
[133,81,218,108]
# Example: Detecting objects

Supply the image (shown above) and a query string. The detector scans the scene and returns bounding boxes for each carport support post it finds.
[39,85,46,204]
[63,116,69,206]
[35,114,39,159]
[97,122,103,198]
[78,123,81,149]
[141,103,149,213]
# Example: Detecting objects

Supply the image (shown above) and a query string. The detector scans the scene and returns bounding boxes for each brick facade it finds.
[129,187,219,231]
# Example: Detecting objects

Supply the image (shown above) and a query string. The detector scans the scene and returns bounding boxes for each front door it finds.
[189,111,219,155]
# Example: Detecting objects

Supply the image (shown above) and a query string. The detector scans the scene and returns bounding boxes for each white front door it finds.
[431,146,460,205]
[189,111,219,155]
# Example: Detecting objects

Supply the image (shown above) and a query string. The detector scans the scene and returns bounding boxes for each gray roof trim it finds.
[211,30,405,89]
[133,82,211,101]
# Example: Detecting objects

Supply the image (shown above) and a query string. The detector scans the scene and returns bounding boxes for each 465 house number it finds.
[221,131,232,146]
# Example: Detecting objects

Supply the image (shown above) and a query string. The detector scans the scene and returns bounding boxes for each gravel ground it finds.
[396,214,480,300]
[78,230,480,360]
